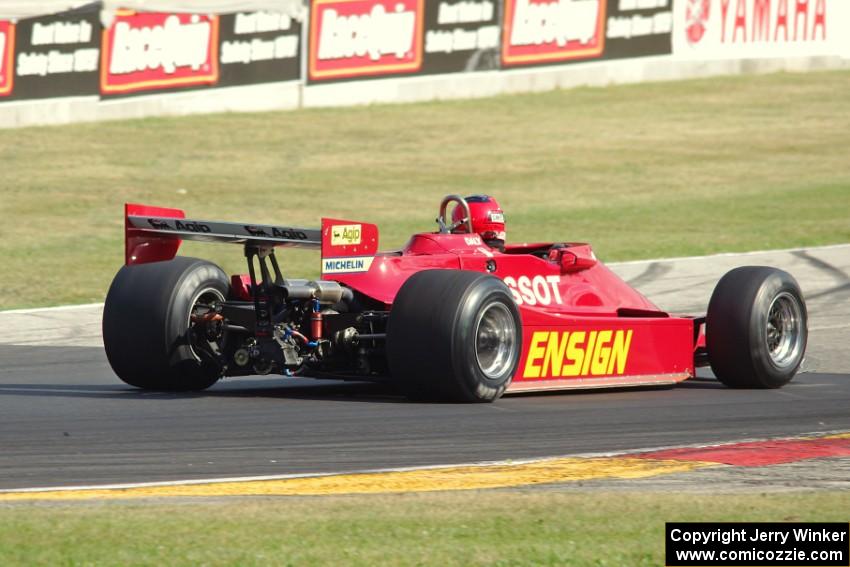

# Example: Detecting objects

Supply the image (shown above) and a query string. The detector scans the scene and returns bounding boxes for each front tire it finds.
[387,270,521,402]
[103,257,229,391]
[706,266,807,388]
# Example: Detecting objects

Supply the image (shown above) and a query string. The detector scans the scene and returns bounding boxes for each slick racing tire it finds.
[103,257,229,391]
[387,270,521,402]
[706,266,807,389]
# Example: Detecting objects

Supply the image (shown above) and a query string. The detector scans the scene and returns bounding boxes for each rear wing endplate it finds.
[125,203,322,265]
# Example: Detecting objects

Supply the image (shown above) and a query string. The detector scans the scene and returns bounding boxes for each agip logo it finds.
[309,0,424,80]
[331,224,362,246]
[0,21,14,96]
[101,11,219,94]
[502,0,606,66]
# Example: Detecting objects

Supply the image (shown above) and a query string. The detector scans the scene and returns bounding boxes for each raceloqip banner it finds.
[1,3,306,102]
[100,10,302,97]
[307,0,502,82]
[307,0,673,83]
[2,0,670,96]
[100,8,304,97]
[500,0,608,66]
[100,10,221,96]
[5,0,847,105]
[501,0,672,68]
[307,0,425,81]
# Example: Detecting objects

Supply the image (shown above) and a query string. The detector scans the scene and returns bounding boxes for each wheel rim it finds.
[188,287,226,361]
[765,291,804,369]
[474,302,517,379]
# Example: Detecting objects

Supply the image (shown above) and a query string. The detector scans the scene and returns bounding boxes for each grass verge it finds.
[1,491,848,566]
[1,70,849,308]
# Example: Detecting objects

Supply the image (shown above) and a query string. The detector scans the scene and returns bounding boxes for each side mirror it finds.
[558,249,597,274]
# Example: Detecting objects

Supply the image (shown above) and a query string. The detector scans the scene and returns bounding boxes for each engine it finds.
[216,276,388,380]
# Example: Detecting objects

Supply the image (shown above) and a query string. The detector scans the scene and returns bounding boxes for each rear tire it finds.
[103,257,229,391]
[387,270,521,402]
[706,266,807,389]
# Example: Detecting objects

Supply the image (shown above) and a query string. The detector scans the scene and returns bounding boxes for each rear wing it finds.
[124,203,378,267]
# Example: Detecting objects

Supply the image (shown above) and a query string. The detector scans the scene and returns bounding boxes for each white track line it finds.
[0,387,115,395]
[606,242,850,267]
[809,323,850,331]
[2,429,846,494]
[0,302,104,315]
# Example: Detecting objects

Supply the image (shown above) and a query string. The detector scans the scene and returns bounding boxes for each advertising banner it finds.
[9,3,100,100]
[674,0,842,58]
[422,0,501,75]
[605,0,673,59]
[0,21,13,97]
[100,10,219,96]
[501,0,607,67]
[308,0,425,82]
[218,10,302,86]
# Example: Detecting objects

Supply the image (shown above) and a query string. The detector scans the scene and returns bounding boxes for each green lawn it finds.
[1,491,847,566]
[1,70,849,309]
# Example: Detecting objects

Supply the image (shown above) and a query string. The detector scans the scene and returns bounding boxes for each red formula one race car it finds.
[103,195,808,402]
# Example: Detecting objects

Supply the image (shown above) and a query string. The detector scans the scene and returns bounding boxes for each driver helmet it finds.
[452,195,506,250]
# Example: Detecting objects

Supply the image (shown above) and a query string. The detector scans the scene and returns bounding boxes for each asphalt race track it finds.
[1,246,848,490]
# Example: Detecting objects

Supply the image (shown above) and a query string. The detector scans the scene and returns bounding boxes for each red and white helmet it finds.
[452,195,506,248]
